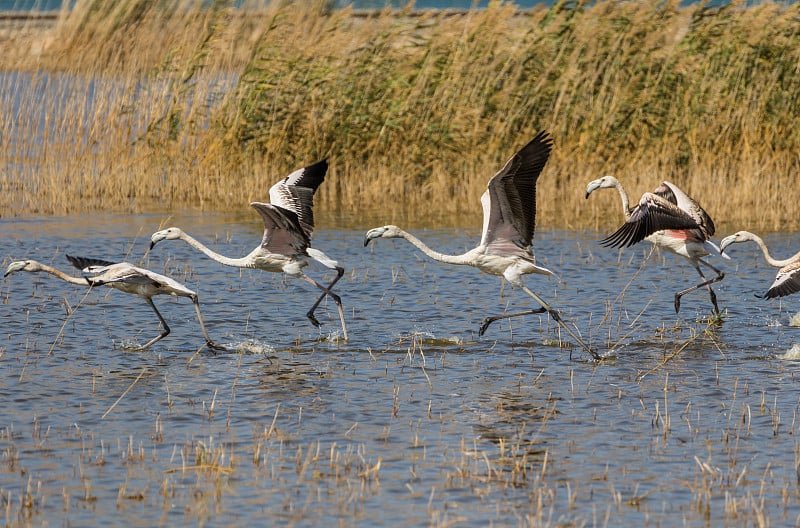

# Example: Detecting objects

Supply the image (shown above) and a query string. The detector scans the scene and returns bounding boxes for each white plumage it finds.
[4,255,224,351]
[586,175,728,314]
[720,230,800,299]
[150,159,348,340]
[365,131,597,359]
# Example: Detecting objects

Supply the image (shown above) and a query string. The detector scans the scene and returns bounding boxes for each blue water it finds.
[3,213,800,526]
[0,0,63,10]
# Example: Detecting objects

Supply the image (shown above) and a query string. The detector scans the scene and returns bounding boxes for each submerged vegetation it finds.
[1,0,800,230]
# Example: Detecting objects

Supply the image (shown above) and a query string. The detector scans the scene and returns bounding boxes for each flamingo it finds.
[364,131,598,359]
[585,175,728,314]
[149,159,348,340]
[4,255,225,351]
[720,231,800,299]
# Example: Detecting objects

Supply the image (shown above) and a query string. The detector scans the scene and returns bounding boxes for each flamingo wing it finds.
[482,130,552,253]
[268,159,328,239]
[600,191,701,248]
[251,202,310,256]
[657,181,716,237]
[66,254,116,272]
[765,261,800,299]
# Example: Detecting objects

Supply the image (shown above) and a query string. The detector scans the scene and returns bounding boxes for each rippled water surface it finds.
[2,213,800,526]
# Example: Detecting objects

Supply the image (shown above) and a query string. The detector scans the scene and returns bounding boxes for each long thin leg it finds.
[479,307,547,336]
[190,295,226,352]
[301,270,348,340]
[518,284,599,360]
[674,258,725,314]
[305,267,345,324]
[136,297,171,350]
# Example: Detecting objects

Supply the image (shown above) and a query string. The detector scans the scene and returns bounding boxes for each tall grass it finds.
[2,0,800,231]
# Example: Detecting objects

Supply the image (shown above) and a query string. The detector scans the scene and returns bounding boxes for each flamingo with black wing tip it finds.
[365,131,598,359]
[150,159,348,340]
[585,175,728,314]
[4,255,225,351]
[720,230,800,300]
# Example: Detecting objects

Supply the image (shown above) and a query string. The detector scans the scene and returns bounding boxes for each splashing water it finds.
[778,343,800,360]
[232,339,275,355]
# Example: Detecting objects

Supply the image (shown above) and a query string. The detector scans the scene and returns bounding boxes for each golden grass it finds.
[2,0,800,231]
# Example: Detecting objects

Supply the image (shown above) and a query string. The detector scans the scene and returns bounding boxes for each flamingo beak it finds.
[718,235,734,254]
[149,230,169,250]
[585,179,603,199]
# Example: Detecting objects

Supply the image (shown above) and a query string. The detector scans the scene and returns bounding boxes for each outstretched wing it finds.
[251,202,310,256]
[600,191,701,248]
[91,267,160,287]
[86,263,195,297]
[481,130,552,252]
[765,261,800,299]
[268,159,328,239]
[66,254,116,272]
[658,181,716,237]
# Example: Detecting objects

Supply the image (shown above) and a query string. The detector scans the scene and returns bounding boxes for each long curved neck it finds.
[613,180,632,219]
[748,234,798,268]
[34,263,90,286]
[178,232,255,268]
[396,230,473,266]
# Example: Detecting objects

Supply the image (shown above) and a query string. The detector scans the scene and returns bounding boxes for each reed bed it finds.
[2,0,800,231]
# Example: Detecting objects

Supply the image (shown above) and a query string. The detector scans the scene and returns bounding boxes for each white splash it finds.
[233,340,275,355]
[778,343,800,360]
[117,339,144,351]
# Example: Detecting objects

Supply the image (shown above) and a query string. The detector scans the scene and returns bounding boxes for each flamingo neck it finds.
[35,263,90,286]
[396,230,473,266]
[179,232,254,268]
[749,234,798,268]
[613,180,632,220]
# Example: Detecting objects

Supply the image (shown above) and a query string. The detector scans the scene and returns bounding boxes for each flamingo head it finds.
[585,175,620,199]
[4,260,38,277]
[150,227,184,250]
[364,225,403,246]
[719,231,756,254]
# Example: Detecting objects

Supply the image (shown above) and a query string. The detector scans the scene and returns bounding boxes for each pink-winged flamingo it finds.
[149,159,348,340]
[364,131,598,359]
[720,230,800,299]
[4,255,225,351]
[585,175,728,314]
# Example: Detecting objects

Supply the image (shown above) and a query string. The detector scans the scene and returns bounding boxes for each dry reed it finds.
[2,0,800,231]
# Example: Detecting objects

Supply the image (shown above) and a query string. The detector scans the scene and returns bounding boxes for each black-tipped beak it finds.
[149,241,156,250]
[363,238,371,247]
[584,192,590,199]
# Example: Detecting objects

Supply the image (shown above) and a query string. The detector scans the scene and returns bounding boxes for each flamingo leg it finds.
[190,295,226,352]
[479,308,547,336]
[674,258,725,314]
[305,267,344,322]
[513,284,599,360]
[301,269,349,340]
[135,297,171,350]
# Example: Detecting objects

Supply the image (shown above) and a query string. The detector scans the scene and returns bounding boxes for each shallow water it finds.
[2,213,800,526]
